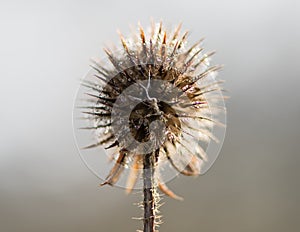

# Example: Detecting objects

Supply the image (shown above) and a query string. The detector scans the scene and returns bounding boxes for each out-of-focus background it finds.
[0,0,299,231]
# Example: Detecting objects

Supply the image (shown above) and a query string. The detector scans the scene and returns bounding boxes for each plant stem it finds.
[143,152,157,232]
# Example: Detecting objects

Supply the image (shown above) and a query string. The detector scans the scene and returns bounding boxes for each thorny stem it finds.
[143,151,158,232]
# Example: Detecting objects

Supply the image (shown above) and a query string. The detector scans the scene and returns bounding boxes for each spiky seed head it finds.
[77,22,226,195]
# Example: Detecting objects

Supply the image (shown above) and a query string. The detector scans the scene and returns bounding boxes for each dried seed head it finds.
[74,22,226,194]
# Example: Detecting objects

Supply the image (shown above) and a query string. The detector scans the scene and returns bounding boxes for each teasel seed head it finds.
[76,21,226,232]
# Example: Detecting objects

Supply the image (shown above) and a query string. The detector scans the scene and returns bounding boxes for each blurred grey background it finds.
[0,0,299,231]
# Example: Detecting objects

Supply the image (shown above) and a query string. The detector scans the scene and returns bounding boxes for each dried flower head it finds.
[74,21,226,232]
